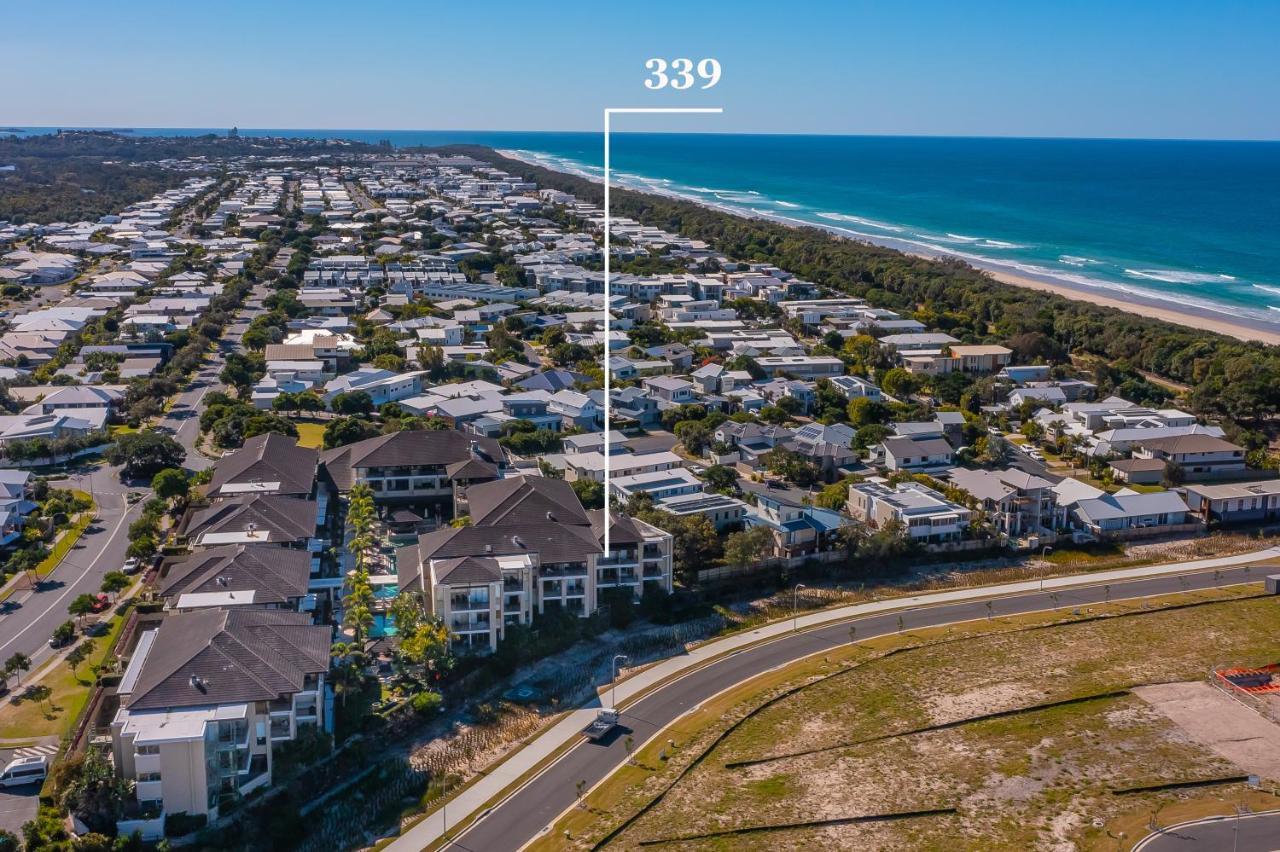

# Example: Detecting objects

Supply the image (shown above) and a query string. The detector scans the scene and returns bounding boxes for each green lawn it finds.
[0,599,131,739]
[295,421,326,449]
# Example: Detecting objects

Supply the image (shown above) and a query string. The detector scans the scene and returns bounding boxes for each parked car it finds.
[89,593,111,613]
[122,557,141,574]
[0,755,47,788]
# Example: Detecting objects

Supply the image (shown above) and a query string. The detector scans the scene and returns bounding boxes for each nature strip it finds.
[587,589,1261,849]
[1111,775,1250,795]
[724,689,1132,769]
[634,807,959,846]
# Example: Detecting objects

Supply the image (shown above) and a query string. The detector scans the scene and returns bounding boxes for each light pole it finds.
[1039,545,1053,591]
[792,583,807,632]
[611,654,628,708]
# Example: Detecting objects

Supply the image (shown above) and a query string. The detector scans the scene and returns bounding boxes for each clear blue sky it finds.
[3,0,1277,139]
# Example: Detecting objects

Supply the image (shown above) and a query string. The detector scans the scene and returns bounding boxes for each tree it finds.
[101,571,130,599]
[814,480,852,510]
[723,526,773,569]
[331,391,374,415]
[4,652,30,686]
[219,351,265,395]
[570,478,604,510]
[105,431,185,479]
[702,465,738,494]
[68,594,97,625]
[52,620,76,645]
[879,367,920,399]
[323,416,380,449]
[67,639,95,680]
[674,420,715,456]
[151,467,190,504]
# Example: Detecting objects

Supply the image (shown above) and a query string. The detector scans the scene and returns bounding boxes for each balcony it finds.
[450,595,490,612]
[269,715,292,741]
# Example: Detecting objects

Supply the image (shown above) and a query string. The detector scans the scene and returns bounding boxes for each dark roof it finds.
[1110,458,1168,472]
[412,520,600,567]
[125,609,330,711]
[445,457,499,481]
[466,476,589,527]
[1137,434,1244,455]
[184,495,317,544]
[158,544,312,605]
[320,430,502,491]
[588,510,643,545]
[433,555,502,584]
[207,433,318,498]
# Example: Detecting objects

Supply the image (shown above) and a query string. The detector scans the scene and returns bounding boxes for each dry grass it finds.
[533,585,1280,852]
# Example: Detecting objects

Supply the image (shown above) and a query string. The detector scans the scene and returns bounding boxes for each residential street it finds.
[387,551,1280,852]
[0,284,265,670]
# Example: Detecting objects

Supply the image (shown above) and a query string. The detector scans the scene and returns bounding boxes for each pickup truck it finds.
[583,708,619,741]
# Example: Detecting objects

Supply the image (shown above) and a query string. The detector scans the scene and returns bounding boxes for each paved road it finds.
[445,565,1270,852]
[0,466,143,670]
[0,741,59,835]
[0,284,264,664]
[1135,809,1280,851]
[157,282,264,470]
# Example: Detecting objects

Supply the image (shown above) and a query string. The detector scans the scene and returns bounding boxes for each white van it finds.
[0,755,48,787]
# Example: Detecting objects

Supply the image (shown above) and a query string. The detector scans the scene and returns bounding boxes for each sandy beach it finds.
[980,268,1280,346]
[496,148,1280,348]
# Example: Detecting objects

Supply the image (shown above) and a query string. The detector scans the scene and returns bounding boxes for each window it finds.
[138,771,162,782]
[136,745,160,756]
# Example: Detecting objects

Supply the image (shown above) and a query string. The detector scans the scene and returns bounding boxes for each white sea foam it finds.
[979,239,1025,249]
[1253,284,1280,297]
[775,200,802,209]
[1124,268,1237,285]
[508,146,1278,329]
[815,212,905,232]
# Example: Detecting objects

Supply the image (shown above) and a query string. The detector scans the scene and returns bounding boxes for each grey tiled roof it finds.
[208,432,318,498]
[184,494,317,544]
[320,430,502,491]
[159,544,312,605]
[126,609,330,711]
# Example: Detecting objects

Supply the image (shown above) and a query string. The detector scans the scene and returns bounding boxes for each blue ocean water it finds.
[10,127,1280,326]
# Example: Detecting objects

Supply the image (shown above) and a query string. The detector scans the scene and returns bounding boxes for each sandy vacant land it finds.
[580,591,1280,852]
[1135,681,1280,782]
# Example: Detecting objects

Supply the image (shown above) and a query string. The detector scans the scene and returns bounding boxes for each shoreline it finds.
[494,148,1280,348]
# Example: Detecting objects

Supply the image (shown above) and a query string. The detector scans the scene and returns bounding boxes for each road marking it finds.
[0,501,137,656]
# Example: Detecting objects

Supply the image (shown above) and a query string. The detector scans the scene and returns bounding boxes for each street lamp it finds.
[610,654,628,708]
[792,583,807,632]
[1039,545,1053,591]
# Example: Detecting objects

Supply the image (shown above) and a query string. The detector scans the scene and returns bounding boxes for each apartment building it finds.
[112,610,330,835]
[320,430,503,520]
[397,477,672,651]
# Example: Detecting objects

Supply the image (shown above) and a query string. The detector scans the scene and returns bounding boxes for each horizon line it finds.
[3,125,1279,144]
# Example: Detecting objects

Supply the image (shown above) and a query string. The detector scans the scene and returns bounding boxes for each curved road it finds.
[432,565,1270,852]
[1135,810,1280,851]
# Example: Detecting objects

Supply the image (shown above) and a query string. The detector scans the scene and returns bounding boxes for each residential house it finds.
[847,481,972,545]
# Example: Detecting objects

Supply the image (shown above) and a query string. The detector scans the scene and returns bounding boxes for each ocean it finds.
[10,127,1280,327]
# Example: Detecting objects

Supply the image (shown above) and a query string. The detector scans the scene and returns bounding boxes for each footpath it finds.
[387,545,1280,851]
